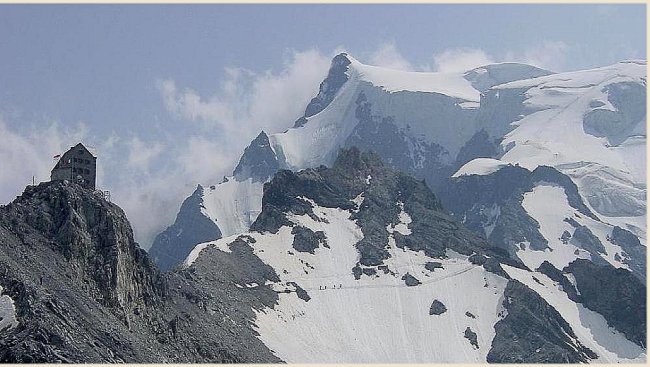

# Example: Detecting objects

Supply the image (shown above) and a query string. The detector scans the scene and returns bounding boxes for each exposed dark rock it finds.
[149,185,222,272]
[424,261,443,271]
[454,129,500,169]
[252,147,524,275]
[536,261,579,302]
[294,53,351,127]
[287,282,310,302]
[352,264,362,280]
[464,327,479,349]
[0,181,280,363]
[465,311,476,319]
[564,259,646,347]
[560,230,571,244]
[233,131,280,182]
[468,254,487,265]
[439,164,599,260]
[429,300,447,315]
[487,280,597,363]
[483,258,511,279]
[572,226,605,254]
[607,226,646,283]
[401,273,421,287]
[291,226,327,254]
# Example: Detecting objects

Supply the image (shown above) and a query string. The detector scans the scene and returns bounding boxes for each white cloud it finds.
[368,42,413,71]
[520,41,569,72]
[431,41,570,74]
[158,48,330,140]
[126,136,164,171]
[0,49,336,251]
[432,48,495,73]
[0,118,88,204]
[0,42,579,253]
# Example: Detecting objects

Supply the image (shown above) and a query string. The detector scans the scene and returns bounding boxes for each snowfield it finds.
[519,184,639,271]
[192,203,508,363]
[348,55,481,101]
[452,158,510,177]
[171,55,645,363]
[199,177,264,238]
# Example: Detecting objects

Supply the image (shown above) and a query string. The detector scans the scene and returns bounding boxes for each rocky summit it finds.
[1,51,646,363]
[0,181,277,363]
[181,148,645,363]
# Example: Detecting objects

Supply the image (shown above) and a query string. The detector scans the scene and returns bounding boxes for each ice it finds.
[348,55,480,101]
[519,185,589,270]
[519,184,634,271]
[496,61,646,198]
[452,158,509,177]
[200,177,264,238]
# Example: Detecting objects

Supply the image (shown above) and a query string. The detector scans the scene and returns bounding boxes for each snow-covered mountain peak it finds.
[151,57,646,280]
[464,62,553,92]
[346,57,481,101]
[495,60,646,92]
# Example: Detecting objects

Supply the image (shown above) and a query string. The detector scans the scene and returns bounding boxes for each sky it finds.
[0,4,646,248]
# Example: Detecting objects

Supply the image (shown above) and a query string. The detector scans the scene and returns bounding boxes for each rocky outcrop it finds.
[291,226,327,254]
[0,181,279,363]
[439,164,599,258]
[608,226,647,283]
[149,185,222,272]
[487,280,597,363]
[233,131,280,182]
[252,148,525,277]
[429,300,447,315]
[564,259,646,347]
[294,53,352,128]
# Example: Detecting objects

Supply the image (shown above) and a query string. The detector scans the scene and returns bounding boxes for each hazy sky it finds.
[0,4,645,247]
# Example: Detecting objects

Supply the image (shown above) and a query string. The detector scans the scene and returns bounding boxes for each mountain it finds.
[0,181,279,362]
[146,53,645,362]
[149,184,222,271]
[151,54,645,278]
[182,148,645,363]
[438,164,646,284]
[149,54,560,269]
[1,149,645,362]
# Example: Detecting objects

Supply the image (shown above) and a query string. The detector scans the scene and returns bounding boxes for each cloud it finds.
[0,49,334,251]
[368,42,413,71]
[431,41,570,73]
[1,41,574,252]
[126,137,164,171]
[432,48,495,73]
[0,118,88,204]
[158,48,330,140]
[519,41,569,72]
